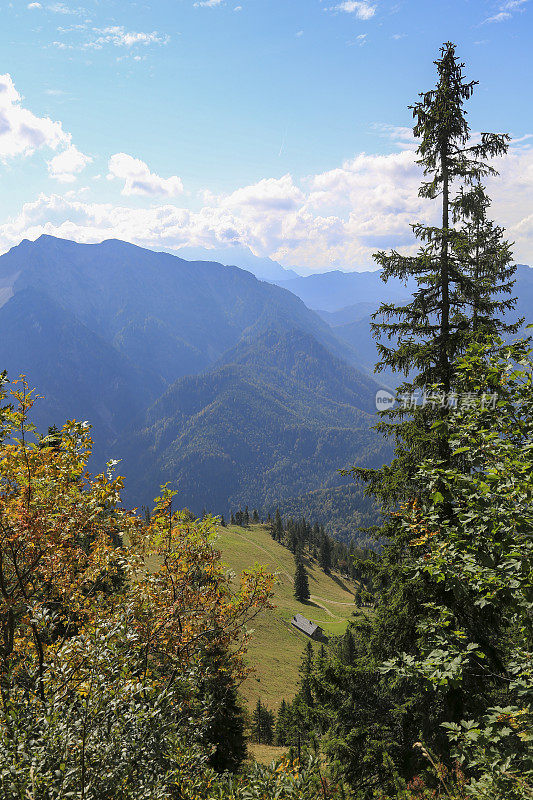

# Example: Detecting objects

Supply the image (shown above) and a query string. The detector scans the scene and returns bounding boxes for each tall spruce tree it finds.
[275,699,289,746]
[272,507,283,541]
[318,533,332,574]
[357,41,516,502]
[251,699,274,745]
[294,560,310,602]
[299,641,314,707]
[199,641,247,772]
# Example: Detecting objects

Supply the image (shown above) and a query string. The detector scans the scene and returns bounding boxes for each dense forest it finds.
[0,42,531,800]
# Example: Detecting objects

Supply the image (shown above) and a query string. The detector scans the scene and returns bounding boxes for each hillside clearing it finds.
[215,523,361,710]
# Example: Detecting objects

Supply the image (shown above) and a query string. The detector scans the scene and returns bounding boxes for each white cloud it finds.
[0,153,429,267]
[372,123,417,149]
[1,134,532,271]
[485,11,512,21]
[0,72,91,185]
[47,3,85,14]
[0,73,70,161]
[27,2,42,8]
[86,26,169,49]
[107,153,184,197]
[194,0,224,6]
[483,0,527,22]
[48,144,92,182]
[331,1,376,19]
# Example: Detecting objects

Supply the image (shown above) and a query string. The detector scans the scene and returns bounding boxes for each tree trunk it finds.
[440,147,451,395]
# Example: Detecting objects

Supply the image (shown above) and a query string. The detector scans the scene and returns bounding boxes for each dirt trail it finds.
[309,597,339,619]
[229,529,293,582]
[312,596,355,606]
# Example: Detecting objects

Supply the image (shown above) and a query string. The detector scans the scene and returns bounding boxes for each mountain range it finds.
[2,235,530,538]
[0,235,387,537]
[171,244,300,282]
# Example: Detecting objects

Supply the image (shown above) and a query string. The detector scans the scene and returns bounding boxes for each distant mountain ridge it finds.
[281,263,533,389]
[0,235,387,536]
[172,244,300,282]
[0,235,358,380]
[276,269,417,312]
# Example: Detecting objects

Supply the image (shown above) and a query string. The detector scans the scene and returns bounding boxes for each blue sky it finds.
[0,0,532,271]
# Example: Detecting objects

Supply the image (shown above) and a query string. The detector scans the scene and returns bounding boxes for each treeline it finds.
[268,508,367,577]
[277,483,380,546]
[249,643,327,749]
[226,505,260,526]
[252,637,365,752]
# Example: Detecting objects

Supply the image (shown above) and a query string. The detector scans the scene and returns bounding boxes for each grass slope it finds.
[215,523,359,711]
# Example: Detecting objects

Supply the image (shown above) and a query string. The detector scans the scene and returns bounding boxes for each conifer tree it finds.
[275,699,289,746]
[287,519,299,554]
[359,41,516,500]
[251,699,264,744]
[198,641,247,772]
[294,560,310,602]
[251,699,274,744]
[341,628,356,666]
[318,533,332,574]
[305,43,521,795]
[299,641,314,707]
[272,507,283,541]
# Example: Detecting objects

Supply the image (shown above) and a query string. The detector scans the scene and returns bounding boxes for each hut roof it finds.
[291,613,323,637]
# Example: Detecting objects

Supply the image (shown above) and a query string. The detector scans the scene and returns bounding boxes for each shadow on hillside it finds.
[302,554,354,597]
[300,600,324,611]
[328,572,353,595]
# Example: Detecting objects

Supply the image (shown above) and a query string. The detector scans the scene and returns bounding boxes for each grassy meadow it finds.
[215,523,361,711]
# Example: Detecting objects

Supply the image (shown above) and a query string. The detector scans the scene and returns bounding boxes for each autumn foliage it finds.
[0,375,279,798]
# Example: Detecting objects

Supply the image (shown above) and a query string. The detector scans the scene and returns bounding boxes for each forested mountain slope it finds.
[118,327,388,518]
[0,287,159,461]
